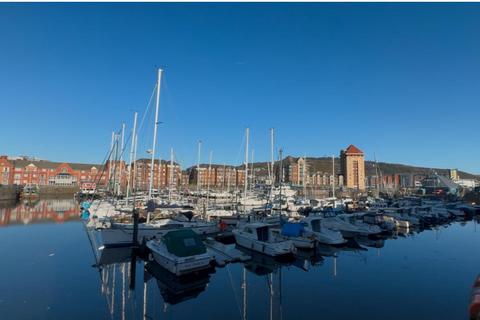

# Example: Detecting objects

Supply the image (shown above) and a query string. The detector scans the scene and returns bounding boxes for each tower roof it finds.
[344,144,364,154]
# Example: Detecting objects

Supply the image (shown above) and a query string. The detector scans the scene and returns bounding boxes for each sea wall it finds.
[0,185,20,201]
[38,186,79,196]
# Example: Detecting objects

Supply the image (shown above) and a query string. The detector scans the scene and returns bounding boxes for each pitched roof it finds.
[344,145,364,155]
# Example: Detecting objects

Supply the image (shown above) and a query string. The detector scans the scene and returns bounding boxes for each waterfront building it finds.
[188,165,243,189]
[132,158,181,191]
[0,156,107,187]
[450,169,459,181]
[288,157,308,186]
[340,145,366,190]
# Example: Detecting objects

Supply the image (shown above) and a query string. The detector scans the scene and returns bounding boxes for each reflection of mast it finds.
[242,267,247,320]
[269,273,273,320]
[333,255,337,277]
[122,263,126,320]
[143,281,148,320]
[111,264,116,316]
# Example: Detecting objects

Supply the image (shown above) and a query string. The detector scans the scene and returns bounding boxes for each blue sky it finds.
[1,3,480,172]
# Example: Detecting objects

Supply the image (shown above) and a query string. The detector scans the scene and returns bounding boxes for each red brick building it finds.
[0,156,107,187]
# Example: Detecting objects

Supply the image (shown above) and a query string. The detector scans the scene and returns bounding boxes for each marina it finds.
[3,3,480,319]
[0,198,479,319]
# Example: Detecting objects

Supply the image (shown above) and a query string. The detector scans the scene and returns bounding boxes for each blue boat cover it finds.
[281,223,303,237]
[81,201,91,209]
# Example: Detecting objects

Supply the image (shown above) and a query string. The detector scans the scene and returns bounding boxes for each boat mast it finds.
[270,128,275,201]
[303,154,307,198]
[244,128,249,213]
[207,151,212,209]
[279,148,283,217]
[126,112,138,203]
[196,140,202,195]
[119,122,125,196]
[250,149,254,190]
[109,131,115,193]
[332,155,336,199]
[148,68,163,201]
[168,147,174,202]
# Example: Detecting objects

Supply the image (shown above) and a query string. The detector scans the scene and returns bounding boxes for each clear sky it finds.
[1,3,479,172]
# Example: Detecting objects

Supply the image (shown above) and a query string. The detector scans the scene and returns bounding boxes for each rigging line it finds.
[137,83,158,134]
[226,265,243,319]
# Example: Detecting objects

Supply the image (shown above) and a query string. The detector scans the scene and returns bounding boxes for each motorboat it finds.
[146,229,213,276]
[337,214,383,236]
[270,222,316,249]
[232,222,295,257]
[300,216,346,245]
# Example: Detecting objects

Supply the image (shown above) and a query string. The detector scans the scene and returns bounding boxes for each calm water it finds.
[0,198,479,320]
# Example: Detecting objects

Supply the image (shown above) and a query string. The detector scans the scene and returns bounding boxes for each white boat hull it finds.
[233,231,294,257]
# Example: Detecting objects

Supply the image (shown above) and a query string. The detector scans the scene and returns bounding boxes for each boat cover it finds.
[281,223,303,237]
[163,229,207,257]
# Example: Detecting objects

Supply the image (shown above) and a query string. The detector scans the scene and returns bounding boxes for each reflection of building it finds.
[0,199,79,226]
[340,145,365,190]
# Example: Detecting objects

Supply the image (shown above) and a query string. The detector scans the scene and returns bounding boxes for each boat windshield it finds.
[311,219,321,232]
[256,226,270,241]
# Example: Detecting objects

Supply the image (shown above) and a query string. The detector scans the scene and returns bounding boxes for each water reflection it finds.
[87,217,480,320]
[0,198,79,226]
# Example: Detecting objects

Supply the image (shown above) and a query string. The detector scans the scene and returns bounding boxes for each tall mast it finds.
[206,151,212,209]
[250,149,254,189]
[374,152,380,194]
[332,155,336,199]
[244,128,249,213]
[109,131,115,192]
[126,112,138,202]
[303,154,307,198]
[148,68,163,200]
[270,128,275,200]
[119,122,125,195]
[132,134,138,193]
[112,134,119,198]
[279,148,283,217]
[196,140,202,194]
[169,147,174,202]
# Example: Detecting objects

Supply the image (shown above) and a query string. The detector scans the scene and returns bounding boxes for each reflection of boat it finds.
[145,261,211,305]
[239,246,287,276]
[355,236,385,248]
[146,229,213,276]
[315,244,342,257]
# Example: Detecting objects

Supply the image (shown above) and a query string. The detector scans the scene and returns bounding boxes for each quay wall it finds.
[0,185,20,201]
[38,186,79,196]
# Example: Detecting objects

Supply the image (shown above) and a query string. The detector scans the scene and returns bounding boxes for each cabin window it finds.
[256,227,269,241]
